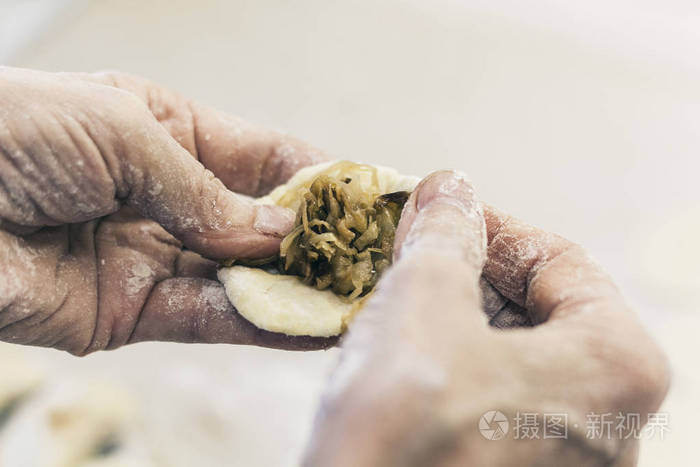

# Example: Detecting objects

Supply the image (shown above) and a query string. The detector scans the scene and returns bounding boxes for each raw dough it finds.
[218,161,420,336]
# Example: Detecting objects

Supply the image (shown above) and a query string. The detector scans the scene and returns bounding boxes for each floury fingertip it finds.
[253,204,296,237]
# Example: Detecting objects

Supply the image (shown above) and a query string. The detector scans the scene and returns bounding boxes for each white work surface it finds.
[2,0,698,465]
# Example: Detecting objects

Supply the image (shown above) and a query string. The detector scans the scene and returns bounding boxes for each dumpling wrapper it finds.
[217,161,420,337]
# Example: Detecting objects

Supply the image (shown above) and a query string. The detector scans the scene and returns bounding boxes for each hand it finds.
[0,67,334,354]
[304,171,670,466]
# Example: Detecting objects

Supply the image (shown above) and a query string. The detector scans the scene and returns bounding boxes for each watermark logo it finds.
[477,410,669,441]
[478,410,509,440]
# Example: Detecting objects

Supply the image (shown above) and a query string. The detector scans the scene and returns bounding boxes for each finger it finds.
[484,205,670,420]
[338,167,489,358]
[117,106,297,259]
[303,171,488,466]
[351,170,489,343]
[374,170,489,335]
[0,69,294,259]
[394,170,487,266]
[67,71,328,196]
[483,205,619,325]
[128,277,335,350]
[77,82,300,261]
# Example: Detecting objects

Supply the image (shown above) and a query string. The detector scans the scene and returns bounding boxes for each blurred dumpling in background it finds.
[0,344,151,467]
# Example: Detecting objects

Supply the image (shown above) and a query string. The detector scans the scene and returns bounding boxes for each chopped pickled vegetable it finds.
[279,174,409,299]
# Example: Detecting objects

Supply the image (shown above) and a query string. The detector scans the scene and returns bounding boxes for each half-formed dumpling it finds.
[218,161,420,337]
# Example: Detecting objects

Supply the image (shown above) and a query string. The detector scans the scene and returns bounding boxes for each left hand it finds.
[0,67,333,354]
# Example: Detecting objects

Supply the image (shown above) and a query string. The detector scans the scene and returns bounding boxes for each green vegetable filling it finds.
[279,175,409,299]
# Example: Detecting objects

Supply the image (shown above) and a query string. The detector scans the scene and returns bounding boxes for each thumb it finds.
[115,101,294,260]
[394,170,487,270]
[302,172,489,466]
[383,170,488,331]
[349,170,489,346]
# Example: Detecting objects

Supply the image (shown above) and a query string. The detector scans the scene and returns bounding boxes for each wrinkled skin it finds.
[303,172,670,467]
[0,67,669,466]
[0,67,333,354]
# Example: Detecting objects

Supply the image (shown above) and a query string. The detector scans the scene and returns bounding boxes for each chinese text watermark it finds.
[478,411,669,441]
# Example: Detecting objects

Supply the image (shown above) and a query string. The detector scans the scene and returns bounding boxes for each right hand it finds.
[304,171,670,466]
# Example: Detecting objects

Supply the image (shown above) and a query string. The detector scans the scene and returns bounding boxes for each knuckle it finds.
[78,84,151,137]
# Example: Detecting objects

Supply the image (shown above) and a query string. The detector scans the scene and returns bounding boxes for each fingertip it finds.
[183,203,294,260]
[252,204,295,237]
[394,170,486,266]
[132,146,294,261]
[414,170,477,212]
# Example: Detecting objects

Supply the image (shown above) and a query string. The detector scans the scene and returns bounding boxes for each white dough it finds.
[218,267,356,337]
[218,161,420,337]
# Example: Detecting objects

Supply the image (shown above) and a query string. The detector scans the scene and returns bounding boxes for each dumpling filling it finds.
[218,161,420,337]
[279,174,409,299]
